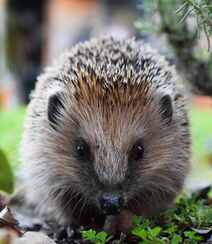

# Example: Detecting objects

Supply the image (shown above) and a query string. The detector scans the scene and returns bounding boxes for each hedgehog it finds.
[20,37,190,233]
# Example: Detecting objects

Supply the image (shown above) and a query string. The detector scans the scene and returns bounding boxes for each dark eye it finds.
[75,139,91,161]
[129,140,144,162]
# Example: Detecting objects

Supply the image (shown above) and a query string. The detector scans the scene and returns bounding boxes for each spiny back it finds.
[35,37,179,99]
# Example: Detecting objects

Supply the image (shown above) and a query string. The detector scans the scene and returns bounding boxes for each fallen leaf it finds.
[0,149,14,194]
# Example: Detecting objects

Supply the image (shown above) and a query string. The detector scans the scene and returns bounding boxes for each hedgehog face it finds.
[43,80,187,221]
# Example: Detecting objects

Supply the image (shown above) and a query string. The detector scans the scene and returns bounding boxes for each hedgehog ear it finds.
[47,92,64,129]
[159,94,173,124]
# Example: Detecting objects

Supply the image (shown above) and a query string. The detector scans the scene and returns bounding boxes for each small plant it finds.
[131,216,163,243]
[176,0,212,49]
[81,229,113,244]
[184,231,203,243]
[130,190,212,243]
[170,234,182,244]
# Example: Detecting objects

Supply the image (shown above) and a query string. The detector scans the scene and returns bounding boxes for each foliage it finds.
[131,218,163,243]
[136,0,212,95]
[131,191,212,243]
[136,0,211,48]
[0,148,14,194]
[176,0,212,49]
[81,229,112,244]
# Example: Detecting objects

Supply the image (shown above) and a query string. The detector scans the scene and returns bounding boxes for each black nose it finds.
[99,194,124,215]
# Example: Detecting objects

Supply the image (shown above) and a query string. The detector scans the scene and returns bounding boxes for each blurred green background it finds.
[0,107,25,169]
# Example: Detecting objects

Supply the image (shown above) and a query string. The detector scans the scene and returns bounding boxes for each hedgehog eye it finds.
[129,140,144,162]
[75,139,91,161]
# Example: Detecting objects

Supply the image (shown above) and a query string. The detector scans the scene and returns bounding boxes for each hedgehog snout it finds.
[98,193,124,215]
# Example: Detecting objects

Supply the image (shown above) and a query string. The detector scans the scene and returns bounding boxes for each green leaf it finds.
[184,231,203,241]
[164,225,178,235]
[81,230,112,244]
[132,227,147,240]
[81,229,97,241]
[132,215,142,226]
[149,227,161,238]
[197,207,212,225]
[171,234,182,244]
[0,148,14,194]
[96,231,112,243]
[96,231,108,241]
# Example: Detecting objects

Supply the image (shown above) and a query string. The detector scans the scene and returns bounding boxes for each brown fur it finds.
[20,37,190,232]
